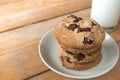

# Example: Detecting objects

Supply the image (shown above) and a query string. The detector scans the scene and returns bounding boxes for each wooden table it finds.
[0,0,120,80]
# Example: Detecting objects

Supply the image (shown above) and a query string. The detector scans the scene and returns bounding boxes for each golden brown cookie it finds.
[59,45,102,70]
[54,15,105,49]
[60,44,101,54]
[59,52,101,70]
[59,46,102,63]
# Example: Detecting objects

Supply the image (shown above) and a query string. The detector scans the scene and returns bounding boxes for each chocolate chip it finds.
[77,27,91,33]
[78,17,82,20]
[70,15,82,22]
[87,39,93,44]
[83,37,93,44]
[66,57,72,63]
[70,15,77,18]
[60,56,64,62]
[66,50,85,61]
[83,37,88,44]
[66,51,74,55]
[74,53,85,61]
[92,22,96,26]
[81,28,91,31]
[73,17,82,22]
[68,24,78,31]
[77,27,82,33]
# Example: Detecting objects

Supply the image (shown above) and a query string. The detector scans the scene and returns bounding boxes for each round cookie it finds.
[54,15,105,49]
[59,46,101,64]
[59,52,101,70]
[60,44,101,54]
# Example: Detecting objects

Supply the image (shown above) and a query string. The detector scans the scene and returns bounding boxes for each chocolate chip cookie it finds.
[54,15,105,70]
[60,53,101,70]
[54,15,105,49]
[59,46,102,70]
[60,44,101,54]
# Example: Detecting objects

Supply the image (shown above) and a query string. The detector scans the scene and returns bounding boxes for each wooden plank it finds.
[110,21,120,42]
[0,0,91,32]
[28,42,120,80]
[0,8,119,80]
[0,9,90,80]
[118,41,120,46]
[0,43,48,80]
[0,9,90,55]
[0,0,21,5]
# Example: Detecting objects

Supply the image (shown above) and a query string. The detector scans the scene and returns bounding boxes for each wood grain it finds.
[0,8,119,80]
[0,43,48,80]
[0,9,90,80]
[110,21,120,42]
[0,0,91,32]
[0,9,90,56]
[0,0,21,5]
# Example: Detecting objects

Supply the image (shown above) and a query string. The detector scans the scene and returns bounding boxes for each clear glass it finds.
[91,0,120,32]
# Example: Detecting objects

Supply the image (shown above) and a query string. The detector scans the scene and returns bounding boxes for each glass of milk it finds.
[91,0,120,32]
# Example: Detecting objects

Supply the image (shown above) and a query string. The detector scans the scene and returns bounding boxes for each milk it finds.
[91,0,120,32]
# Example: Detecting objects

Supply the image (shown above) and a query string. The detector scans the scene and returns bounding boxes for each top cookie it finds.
[54,15,105,49]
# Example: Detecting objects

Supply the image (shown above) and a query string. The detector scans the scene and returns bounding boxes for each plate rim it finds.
[38,29,119,79]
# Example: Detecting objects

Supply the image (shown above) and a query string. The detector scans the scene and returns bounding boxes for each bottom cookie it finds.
[60,53,101,70]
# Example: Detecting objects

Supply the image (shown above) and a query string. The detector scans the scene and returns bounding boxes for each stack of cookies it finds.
[54,15,105,70]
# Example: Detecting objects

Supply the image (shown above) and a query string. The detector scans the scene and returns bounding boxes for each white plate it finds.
[39,29,119,79]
